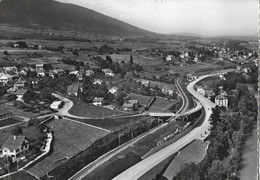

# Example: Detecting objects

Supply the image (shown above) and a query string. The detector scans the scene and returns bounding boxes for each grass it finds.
[68,102,127,118]
[74,115,153,131]
[162,140,209,179]
[131,121,187,157]
[149,97,178,112]
[83,151,142,180]
[0,170,38,180]
[26,118,109,178]
[139,153,177,180]
[128,93,153,105]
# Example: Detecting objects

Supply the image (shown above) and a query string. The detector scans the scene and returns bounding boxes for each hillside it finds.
[0,0,155,36]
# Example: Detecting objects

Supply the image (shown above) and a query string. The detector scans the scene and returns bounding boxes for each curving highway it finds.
[112,74,217,180]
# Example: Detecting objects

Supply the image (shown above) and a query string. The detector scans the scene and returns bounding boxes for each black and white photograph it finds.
[0,0,258,179]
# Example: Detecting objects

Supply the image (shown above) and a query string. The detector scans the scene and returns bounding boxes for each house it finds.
[53,69,65,76]
[166,55,173,61]
[85,70,94,76]
[102,69,114,77]
[219,90,227,96]
[187,73,193,81]
[122,100,139,111]
[215,95,228,107]
[141,80,150,87]
[19,69,27,76]
[1,136,29,159]
[13,78,25,90]
[196,86,205,96]
[69,70,79,75]
[122,102,135,111]
[14,89,30,102]
[109,87,118,94]
[50,101,64,110]
[67,85,79,96]
[30,78,39,87]
[77,69,85,81]
[73,83,83,92]
[162,86,174,96]
[0,74,13,86]
[93,79,103,85]
[0,110,12,124]
[36,64,46,77]
[93,97,104,106]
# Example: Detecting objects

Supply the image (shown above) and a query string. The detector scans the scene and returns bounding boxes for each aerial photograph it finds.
[0,0,258,180]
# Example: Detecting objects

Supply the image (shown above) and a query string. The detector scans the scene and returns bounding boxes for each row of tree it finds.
[173,84,257,180]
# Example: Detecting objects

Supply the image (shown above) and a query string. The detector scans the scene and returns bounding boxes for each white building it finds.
[215,95,228,107]
[93,97,104,106]
[109,87,118,94]
[166,55,173,61]
[50,101,64,110]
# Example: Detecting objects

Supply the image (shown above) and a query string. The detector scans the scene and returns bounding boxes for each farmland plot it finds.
[26,118,109,178]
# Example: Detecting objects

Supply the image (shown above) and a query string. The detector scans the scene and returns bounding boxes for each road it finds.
[112,74,217,180]
[175,78,189,114]
[68,77,190,180]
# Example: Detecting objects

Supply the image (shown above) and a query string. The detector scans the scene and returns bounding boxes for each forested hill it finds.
[0,0,155,36]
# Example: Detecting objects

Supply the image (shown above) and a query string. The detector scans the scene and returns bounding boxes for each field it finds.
[73,115,153,131]
[139,153,177,180]
[162,140,209,179]
[26,118,109,178]
[0,170,38,180]
[128,93,153,105]
[149,96,178,112]
[68,102,129,118]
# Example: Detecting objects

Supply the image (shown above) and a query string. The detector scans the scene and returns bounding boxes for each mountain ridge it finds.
[0,0,156,36]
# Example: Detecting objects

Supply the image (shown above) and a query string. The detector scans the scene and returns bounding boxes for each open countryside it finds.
[0,0,258,180]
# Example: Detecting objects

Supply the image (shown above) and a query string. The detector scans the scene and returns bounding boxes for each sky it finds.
[56,0,258,36]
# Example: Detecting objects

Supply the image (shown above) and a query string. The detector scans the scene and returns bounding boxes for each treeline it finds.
[173,85,257,180]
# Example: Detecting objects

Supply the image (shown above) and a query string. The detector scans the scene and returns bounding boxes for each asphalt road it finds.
[112,74,217,180]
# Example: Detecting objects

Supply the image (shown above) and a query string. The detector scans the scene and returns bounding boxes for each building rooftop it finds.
[67,85,79,93]
[14,89,28,95]
[2,136,27,151]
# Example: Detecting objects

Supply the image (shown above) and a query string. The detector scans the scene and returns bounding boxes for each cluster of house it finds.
[196,86,228,107]
[136,79,176,96]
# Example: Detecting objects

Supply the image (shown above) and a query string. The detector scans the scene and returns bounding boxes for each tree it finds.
[129,55,133,64]
[12,126,23,136]
[3,50,8,55]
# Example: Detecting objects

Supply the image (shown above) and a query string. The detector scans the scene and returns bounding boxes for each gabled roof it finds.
[127,100,139,104]
[14,89,28,95]
[67,85,79,93]
[93,97,104,102]
[122,102,134,108]
[36,64,44,67]
[215,95,227,100]
[2,136,27,151]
